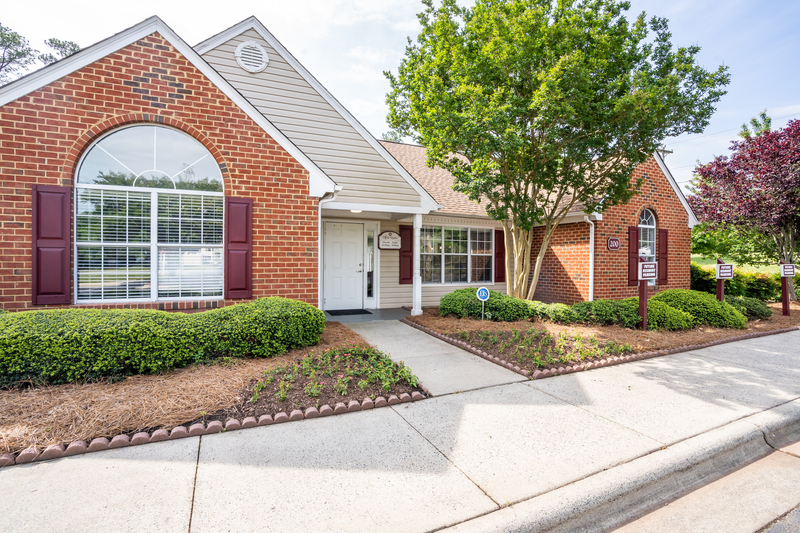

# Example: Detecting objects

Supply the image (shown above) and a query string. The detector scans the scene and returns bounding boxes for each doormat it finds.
[326,309,372,316]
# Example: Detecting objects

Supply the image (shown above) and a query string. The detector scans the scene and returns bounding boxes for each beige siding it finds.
[201,29,421,207]
[379,217,509,309]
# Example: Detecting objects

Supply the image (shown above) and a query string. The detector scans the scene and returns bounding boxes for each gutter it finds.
[584,215,596,302]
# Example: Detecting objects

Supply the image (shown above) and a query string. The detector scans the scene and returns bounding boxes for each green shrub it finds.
[0,297,325,387]
[690,262,782,301]
[439,288,529,322]
[573,299,641,329]
[725,296,773,320]
[651,289,746,329]
[524,300,579,323]
[614,298,695,330]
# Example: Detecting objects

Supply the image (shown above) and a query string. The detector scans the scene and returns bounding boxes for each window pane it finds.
[421,255,441,283]
[75,189,150,244]
[366,230,374,298]
[471,255,492,282]
[157,247,223,298]
[76,246,151,301]
[158,194,223,245]
[420,226,442,254]
[444,228,468,254]
[77,125,223,192]
[470,229,492,255]
[444,255,468,283]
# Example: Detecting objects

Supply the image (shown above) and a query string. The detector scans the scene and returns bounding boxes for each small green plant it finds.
[334,375,350,396]
[276,380,290,401]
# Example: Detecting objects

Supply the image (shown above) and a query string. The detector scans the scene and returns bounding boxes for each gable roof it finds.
[195,17,441,214]
[379,141,487,216]
[0,16,338,198]
[382,141,697,227]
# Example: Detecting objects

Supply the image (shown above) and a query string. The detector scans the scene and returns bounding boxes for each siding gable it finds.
[200,27,426,208]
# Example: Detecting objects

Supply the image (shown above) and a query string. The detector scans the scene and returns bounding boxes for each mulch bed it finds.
[0,322,376,456]
[406,302,800,375]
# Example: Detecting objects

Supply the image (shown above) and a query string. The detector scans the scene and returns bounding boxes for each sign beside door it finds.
[378,231,402,250]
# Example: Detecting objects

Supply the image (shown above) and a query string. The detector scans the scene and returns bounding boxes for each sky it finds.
[4,0,799,193]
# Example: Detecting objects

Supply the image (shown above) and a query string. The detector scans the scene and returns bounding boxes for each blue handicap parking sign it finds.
[476,287,490,301]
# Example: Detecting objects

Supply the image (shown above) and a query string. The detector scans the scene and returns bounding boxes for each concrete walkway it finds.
[1,330,799,533]
[347,320,525,395]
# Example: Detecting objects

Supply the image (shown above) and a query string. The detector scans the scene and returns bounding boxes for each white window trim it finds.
[421,224,494,285]
[639,209,657,286]
[74,184,225,305]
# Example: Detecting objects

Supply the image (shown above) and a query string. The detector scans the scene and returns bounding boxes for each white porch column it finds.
[412,213,422,316]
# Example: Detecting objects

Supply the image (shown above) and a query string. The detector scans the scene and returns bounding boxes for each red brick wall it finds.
[529,157,692,304]
[0,32,318,311]
[530,222,591,304]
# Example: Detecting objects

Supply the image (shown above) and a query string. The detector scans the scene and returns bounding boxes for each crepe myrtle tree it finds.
[690,119,800,301]
[385,0,729,299]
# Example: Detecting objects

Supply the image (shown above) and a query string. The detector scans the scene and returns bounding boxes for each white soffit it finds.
[0,16,337,198]
[653,152,700,228]
[195,17,441,213]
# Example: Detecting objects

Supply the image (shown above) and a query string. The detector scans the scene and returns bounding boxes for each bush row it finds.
[690,262,799,301]
[440,288,748,331]
[0,297,326,387]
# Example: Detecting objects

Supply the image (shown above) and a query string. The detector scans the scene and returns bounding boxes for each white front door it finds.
[324,222,364,310]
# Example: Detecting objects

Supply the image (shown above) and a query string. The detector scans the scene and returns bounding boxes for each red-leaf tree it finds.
[690,119,800,301]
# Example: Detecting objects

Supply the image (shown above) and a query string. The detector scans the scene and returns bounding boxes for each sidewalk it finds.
[1,328,799,533]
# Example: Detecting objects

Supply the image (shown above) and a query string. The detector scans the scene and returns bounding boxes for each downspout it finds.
[318,187,341,310]
[583,215,595,302]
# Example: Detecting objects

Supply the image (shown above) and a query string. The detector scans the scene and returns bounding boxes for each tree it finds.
[380,130,404,143]
[385,0,729,299]
[691,224,773,267]
[739,109,771,140]
[0,24,80,84]
[690,119,800,301]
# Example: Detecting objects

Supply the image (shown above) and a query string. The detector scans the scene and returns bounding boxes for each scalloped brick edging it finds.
[400,318,799,380]
[0,391,428,469]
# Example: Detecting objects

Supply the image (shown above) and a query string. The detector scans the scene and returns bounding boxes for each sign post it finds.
[476,287,490,320]
[715,259,734,302]
[638,260,658,330]
[780,262,796,316]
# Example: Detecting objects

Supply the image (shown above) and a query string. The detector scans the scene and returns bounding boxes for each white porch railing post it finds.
[412,213,422,316]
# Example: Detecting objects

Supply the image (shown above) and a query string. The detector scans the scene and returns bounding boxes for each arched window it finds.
[75,125,225,302]
[638,209,656,284]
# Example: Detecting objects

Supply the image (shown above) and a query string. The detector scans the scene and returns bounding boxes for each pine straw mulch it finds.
[0,322,366,455]
[406,301,800,355]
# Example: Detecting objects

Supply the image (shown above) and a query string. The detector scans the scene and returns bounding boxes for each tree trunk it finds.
[502,222,513,296]
[526,224,556,300]
[777,225,798,302]
[506,222,534,299]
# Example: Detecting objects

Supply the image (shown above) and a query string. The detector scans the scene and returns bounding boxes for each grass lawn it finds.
[691,255,780,275]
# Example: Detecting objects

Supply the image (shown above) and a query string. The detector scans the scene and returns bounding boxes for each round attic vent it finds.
[235,40,269,73]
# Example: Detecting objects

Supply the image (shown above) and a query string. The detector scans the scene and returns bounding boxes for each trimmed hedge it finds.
[690,262,794,301]
[651,289,746,329]
[440,288,529,322]
[526,300,580,323]
[725,295,773,320]
[0,297,325,387]
[619,298,696,330]
[573,299,640,329]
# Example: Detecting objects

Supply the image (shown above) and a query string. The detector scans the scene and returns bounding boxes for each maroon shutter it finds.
[399,225,413,285]
[494,229,506,283]
[658,228,669,284]
[32,185,71,305]
[628,226,639,287]
[224,196,253,299]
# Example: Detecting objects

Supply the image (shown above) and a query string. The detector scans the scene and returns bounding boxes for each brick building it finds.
[0,16,697,313]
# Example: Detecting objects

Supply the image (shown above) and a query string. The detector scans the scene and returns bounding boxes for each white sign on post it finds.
[781,264,796,278]
[638,262,658,281]
[716,264,734,279]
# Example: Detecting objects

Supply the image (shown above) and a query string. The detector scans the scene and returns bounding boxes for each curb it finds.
[0,391,427,469]
[441,398,800,533]
[401,318,799,379]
